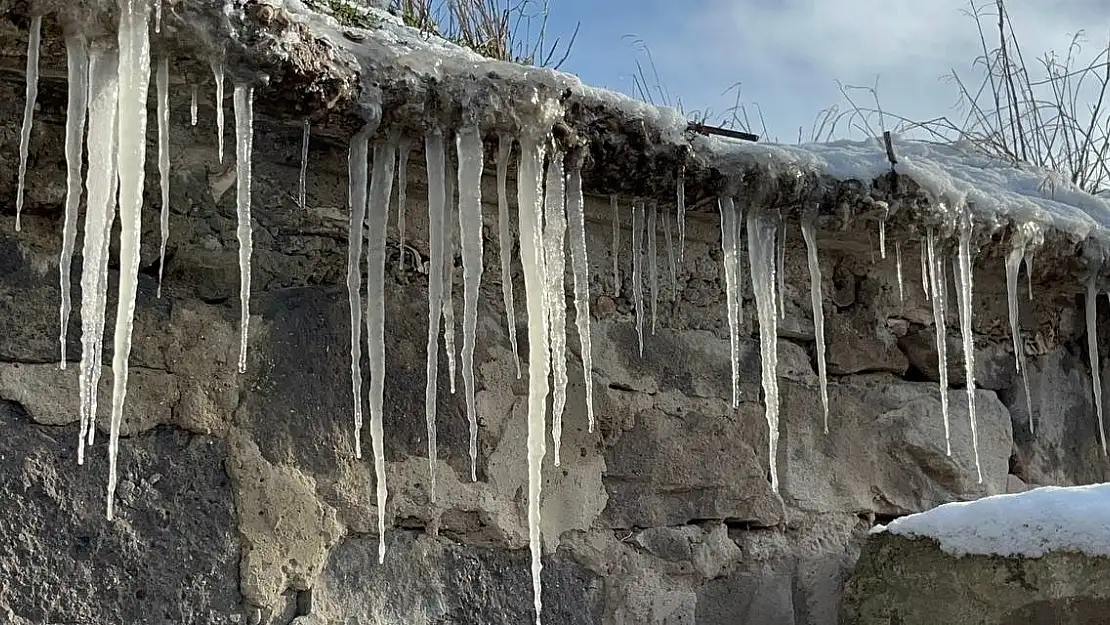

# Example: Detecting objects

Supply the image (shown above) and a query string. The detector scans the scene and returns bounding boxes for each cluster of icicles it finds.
[12,3,1110,624]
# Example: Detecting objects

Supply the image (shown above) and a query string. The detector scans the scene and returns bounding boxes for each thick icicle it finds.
[59,35,89,370]
[926,229,952,456]
[677,164,687,263]
[233,85,254,374]
[154,0,162,32]
[1024,249,1035,301]
[647,202,659,335]
[517,133,550,625]
[664,206,676,300]
[366,138,397,563]
[210,59,225,163]
[544,151,569,466]
[107,0,152,520]
[632,202,646,356]
[424,132,448,500]
[954,221,982,483]
[719,198,742,408]
[78,44,119,465]
[1005,231,1034,435]
[748,205,781,492]
[496,135,521,378]
[895,242,904,303]
[190,85,197,126]
[443,157,458,394]
[921,242,930,300]
[567,162,596,433]
[298,119,310,210]
[456,126,484,482]
[611,196,620,297]
[1087,273,1107,454]
[156,56,170,298]
[776,221,787,319]
[800,214,830,433]
[14,14,42,232]
[346,130,370,459]
[396,139,412,271]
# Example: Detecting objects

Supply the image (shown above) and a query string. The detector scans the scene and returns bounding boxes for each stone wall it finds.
[0,56,1107,625]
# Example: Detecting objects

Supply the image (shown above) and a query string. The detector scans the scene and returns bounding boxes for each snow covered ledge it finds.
[841,484,1110,624]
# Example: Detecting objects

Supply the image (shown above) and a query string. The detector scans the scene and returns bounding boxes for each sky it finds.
[539,0,1110,143]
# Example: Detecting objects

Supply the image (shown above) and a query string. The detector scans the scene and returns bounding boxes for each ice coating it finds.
[14,14,41,232]
[233,85,254,374]
[632,201,646,356]
[1087,274,1107,455]
[647,201,658,334]
[59,35,89,370]
[210,59,225,163]
[298,119,310,210]
[1006,229,1034,435]
[496,135,522,378]
[396,138,412,271]
[800,214,830,433]
[366,138,397,562]
[926,229,952,456]
[954,221,982,482]
[156,56,170,298]
[748,204,781,492]
[611,196,620,297]
[719,198,742,408]
[456,125,484,482]
[424,131,448,500]
[346,130,370,459]
[108,0,152,520]
[544,151,569,466]
[567,164,595,433]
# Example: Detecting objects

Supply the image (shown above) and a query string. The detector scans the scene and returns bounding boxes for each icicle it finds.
[544,151,569,467]
[346,131,370,459]
[1087,273,1107,455]
[14,14,42,232]
[210,59,225,163]
[77,44,118,465]
[189,84,197,126]
[107,0,152,520]
[233,85,254,374]
[921,242,930,300]
[1024,249,1035,301]
[664,206,677,300]
[567,161,596,433]
[879,216,887,259]
[496,135,521,378]
[776,221,787,319]
[954,220,982,483]
[396,139,412,271]
[632,202,646,356]
[424,132,448,500]
[611,196,621,297]
[1005,232,1033,435]
[719,198,742,408]
[298,119,310,210]
[59,35,89,370]
[366,138,397,563]
[647,202,659,335]
[156,56,170,298]
[443,156,458,394]
[895,242,904,303]
[677,163,687,263]
[926,229,951,456]
[748,205,781,492]
[800,214,830,433]
[154,0,162,32]
[456,126,484,482]
[517,133,550,625]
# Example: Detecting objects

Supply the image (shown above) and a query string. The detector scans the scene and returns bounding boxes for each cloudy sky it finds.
[542,0,1110,143]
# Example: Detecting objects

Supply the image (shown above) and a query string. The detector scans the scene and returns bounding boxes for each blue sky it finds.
[540,0,1110,143]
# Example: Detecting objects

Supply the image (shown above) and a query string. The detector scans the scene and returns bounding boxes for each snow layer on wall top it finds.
[873,483,1110,558]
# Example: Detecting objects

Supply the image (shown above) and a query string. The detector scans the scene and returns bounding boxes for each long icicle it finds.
[926,229,952,456]
[719,198,741,408]
[611,196,620,297]
[210,58,225,163]
[156,56,171,298]
[776,220,787,319]
[424,131,448,501]
[647,202,658,335]
[1087,272,1107,455]
[496,135,522,378]
[443,156,458,394]
[346,129,371,459]
[396,138,412,271]
[1005,230,1034,435]
[59,34,90,370]
[664,205,677,300]
[954,219,982,483]
[632,201,646,356]
[108,0,152,520]
[921,242,930,300]
[677,163,686,263]
[233,85,254,374]
[748,205,781,492]
[517,133,550,625]
[366,138,397,563]
[800,213,830,433]
[14,14,42,232]
[78,44,119,465]
[298,119,310,210]
[896,242,904,303]
[544,151,569,466]
[567,159,596,433]
[457,125,484,482]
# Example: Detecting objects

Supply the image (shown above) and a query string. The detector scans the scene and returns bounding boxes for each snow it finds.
[544,151,568,467]
[156,56,170,298]
[14,14,41,232]
[456,125,484,482]
[346,130,370,459]
[567,165,596,433]
[496,135,522,379]
[875,483,1110,558]
[423,131,448,501]
[59,34,89,370]
[233,85,254,374]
